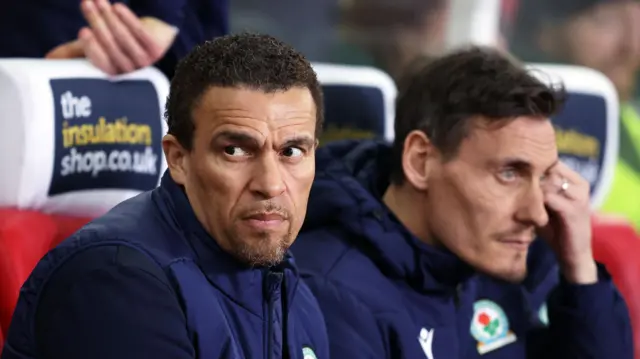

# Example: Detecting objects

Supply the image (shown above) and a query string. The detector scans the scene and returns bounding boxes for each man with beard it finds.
[2,33,328,359]
[291,46,632,358]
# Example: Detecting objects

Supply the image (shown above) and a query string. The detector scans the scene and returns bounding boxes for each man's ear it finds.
[401,130,437,191]
[162,134,189,185]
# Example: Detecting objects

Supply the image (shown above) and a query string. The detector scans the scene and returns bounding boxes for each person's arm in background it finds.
[46,0,181,75]
[126,0,187,29]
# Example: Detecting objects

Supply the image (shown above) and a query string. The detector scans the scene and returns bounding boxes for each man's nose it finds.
[516,186,549,228]
[249,153,286,199]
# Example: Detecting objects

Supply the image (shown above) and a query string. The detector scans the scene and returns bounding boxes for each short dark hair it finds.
[390,46,566,184]
[165,33,324,150]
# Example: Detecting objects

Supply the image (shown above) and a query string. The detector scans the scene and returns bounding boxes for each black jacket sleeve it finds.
[31,245,194,359]
[544,264,633,359]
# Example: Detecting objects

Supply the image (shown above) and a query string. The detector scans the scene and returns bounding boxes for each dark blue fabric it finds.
[2,171,328,359]
[0,0,229,78]
[322,85,386,139]
[291,139,633,359]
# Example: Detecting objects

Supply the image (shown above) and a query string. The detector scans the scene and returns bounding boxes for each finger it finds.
[113,3,167,59]
[45,40,85,59]
[550,161,589,188]
[548,163,590,202]
[542,172,579,201]
[82,0,134,73]
[80,27,117,75]
[100,2,150,68]
[93,0,136,72]
[543,188,574,216]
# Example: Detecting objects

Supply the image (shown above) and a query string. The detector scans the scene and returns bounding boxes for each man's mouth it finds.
[498,237,533,251]
[243,212,287,230]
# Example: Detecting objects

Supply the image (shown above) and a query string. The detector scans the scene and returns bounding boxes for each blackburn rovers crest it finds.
[470,300,517,354]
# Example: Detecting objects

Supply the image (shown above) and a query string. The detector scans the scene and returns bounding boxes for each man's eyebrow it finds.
[499,157,560,173]
[281,135,315,149]
[212,130,260,146]
[501,157,533,171]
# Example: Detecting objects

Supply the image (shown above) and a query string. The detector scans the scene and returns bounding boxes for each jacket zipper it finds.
[266,271,284,359]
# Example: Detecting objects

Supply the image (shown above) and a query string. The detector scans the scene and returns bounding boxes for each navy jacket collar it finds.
[157,171,300,316]
[358,191,475,293]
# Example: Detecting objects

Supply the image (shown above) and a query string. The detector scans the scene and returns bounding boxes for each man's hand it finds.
[46,0,178,75]
[537,162,598,284]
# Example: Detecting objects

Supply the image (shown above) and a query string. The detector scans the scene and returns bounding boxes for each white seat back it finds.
[0,59,169,217]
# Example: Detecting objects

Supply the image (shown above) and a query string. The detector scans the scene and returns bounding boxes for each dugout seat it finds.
[0,59,169,337]
[312,63,397,144]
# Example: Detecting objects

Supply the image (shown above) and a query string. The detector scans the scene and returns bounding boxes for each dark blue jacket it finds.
[2,172,328,359]
[0,0,228,78]
[291,140,633,359]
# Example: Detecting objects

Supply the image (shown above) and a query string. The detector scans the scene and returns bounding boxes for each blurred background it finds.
[230,0,640,107]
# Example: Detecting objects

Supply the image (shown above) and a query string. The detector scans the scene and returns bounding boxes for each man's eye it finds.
[223,146,249,157]
[499,168,518,182]
[282,147,304,158]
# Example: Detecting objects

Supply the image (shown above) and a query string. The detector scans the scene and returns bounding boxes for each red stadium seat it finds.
[592,214,640,359]
[0,209,56,335]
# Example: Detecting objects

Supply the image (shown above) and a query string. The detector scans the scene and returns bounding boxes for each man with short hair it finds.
[292,47,633,358]
[2,33,328,359]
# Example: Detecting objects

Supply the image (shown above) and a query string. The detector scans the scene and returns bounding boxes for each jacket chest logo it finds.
[470,300,517,354]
